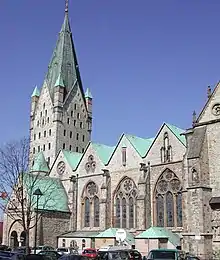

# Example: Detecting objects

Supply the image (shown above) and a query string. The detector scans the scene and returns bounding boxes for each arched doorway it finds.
[10,231,19,249]
[20,231,26,246]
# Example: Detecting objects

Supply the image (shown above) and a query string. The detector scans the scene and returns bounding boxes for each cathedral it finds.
[3,2,220,259]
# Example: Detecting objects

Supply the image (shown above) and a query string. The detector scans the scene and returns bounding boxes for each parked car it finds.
[145,249,184,260]
[32,247,54,254]
[38,250,61,260]
[0,251,26,260]
[59,255,84,260]
[98,247,142,260]
[26,254,52,260]
[56,248,73,256]
[81,249,98,259]
[13,247,31,254]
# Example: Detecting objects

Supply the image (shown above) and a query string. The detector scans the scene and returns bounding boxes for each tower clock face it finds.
[57,161,66,175]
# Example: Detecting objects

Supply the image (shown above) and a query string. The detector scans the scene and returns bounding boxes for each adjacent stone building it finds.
[3,2,220,259]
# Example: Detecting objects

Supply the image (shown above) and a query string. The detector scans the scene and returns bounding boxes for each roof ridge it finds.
[165,122,185,131]
[125,133,154,141]
[91,141,115,148]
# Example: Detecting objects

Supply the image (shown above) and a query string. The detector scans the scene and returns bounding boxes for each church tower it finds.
[29,1,92,168]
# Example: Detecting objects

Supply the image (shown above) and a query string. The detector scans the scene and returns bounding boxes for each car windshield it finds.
[148,251,176,259]
[57,249,68,252]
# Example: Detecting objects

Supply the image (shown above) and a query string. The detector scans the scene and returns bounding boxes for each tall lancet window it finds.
[122,147,127,166]
[114,177,138,229]
[161,132,172,163]
[84,198,90,227]
[154,168,183,228]
[82,181,100,228]
[94,196,100,227]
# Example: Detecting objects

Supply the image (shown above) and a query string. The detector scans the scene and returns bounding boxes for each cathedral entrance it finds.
[20,231,26,246]
[10,231,19,249]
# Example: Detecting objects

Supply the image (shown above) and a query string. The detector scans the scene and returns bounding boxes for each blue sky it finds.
[0,0,220,146]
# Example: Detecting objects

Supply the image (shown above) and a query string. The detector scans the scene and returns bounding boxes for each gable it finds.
[107,134,144,171]
[197,82,220,124]
[146,123,186,165]
[49,150,82,179]
[76,142,109,177]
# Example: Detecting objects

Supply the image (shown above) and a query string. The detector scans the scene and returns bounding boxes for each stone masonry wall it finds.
[40,211,70,247]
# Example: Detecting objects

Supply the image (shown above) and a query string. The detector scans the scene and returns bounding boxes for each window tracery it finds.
[82,181,100,228]
[114,177,137,229]
[155,169,182,228]
[160,132,172,163]
[85,155,96,173]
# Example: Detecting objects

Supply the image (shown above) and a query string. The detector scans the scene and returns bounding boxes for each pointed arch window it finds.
[114,177,137,229]
[82,182,100,228]
[84,198,90,227]
[154,169,182,228]
[115,198,121,228]
[166,191,174,227]
[129,197,134,228]
[94,196,99,227]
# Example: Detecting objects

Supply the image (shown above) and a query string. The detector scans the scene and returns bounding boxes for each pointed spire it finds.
[44,2,85,100]
[85,88,93,99]
[207,86,212,99]
[55,73,65,88]
[65,0,68,13]
[192,110,197,127]
[31,86,40,97]
[31,152,49,173]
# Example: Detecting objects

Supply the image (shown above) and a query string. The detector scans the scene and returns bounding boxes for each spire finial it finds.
[65,0,68,13]
[207,86,212,99]
[192,110,197,127]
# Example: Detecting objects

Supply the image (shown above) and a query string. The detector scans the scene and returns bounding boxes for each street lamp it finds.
[33,188,43,254]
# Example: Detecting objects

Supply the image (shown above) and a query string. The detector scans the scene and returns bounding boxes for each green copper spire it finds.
[31,152,49,173]
[31,86,40,97]
[44,1,84,99]
[85,88,93,99]
[55,73,65,88]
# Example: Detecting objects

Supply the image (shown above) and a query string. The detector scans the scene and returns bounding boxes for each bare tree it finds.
[0,137,60,251]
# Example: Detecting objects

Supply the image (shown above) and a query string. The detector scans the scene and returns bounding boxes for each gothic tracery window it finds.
[160,132,172,163]
[155,169,182,228]
[84,198,90,227]
[82,181,100,228]
[114,177,137,229]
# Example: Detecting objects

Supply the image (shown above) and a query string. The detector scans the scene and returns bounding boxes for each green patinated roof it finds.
[165,123,186,146]
[31,86,40,97]
[85,88,93,99]
[63,150,83,170]
[23,173,69,212]
[44,11,85,100]
[125,134,154,157]
[31,152,49,173]
[96,228,135,245]
[136,227,180,246]
[92,143,115,165]
[55,73,65,88]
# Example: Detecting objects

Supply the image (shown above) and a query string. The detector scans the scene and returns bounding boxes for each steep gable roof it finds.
[91,142,115,165]
[196,82,220,123]
[136,227,180,246]
[63,150,83,171]
[166,123,186,146]
[125,134,154,157]
[31,152,50,173]
[24,173,69,212]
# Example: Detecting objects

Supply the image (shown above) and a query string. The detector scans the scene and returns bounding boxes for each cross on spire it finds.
[65,0,68,13]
